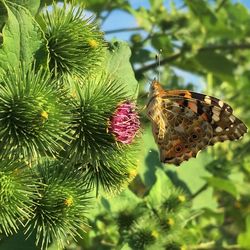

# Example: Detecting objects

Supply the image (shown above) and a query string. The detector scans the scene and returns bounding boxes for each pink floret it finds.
[109,101,140,144]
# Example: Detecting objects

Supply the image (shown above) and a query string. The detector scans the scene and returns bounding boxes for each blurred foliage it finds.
[1,0,250,249]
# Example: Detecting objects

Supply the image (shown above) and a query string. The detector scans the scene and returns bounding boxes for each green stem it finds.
[191,183,209,199]
[216,0,228,12]
[135,51,183,76]
[100,10,112,25]
[105,27,144,34]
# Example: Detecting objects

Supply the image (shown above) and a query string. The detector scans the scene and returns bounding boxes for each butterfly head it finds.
[149,79,164,97]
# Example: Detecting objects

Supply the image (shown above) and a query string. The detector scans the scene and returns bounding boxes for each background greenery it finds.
[0,0,250,249]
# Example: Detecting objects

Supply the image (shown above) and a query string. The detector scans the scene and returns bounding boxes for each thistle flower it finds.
[42,3,105,78]
[0,160,36,235]
[26,161,90,249]
[109,101,140,144]
[0,66,71,161]
[127,216,161,250]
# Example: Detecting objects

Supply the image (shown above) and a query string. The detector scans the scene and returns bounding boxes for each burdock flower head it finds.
[109,101,140,144]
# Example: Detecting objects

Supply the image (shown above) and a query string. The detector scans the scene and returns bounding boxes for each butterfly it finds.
[146,80,248,166]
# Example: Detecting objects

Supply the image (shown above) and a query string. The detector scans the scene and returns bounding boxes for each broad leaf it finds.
[149,0,163,11]
[80,0,130,13]
[151,33,173,52]
[138,126,162,188]
[0,1,45,71]
[0,1,7,30]
[145,168,173,207]
[8,2,45,66]
[7,0,40,15]
[204,176,238,198]
[168,153,218,210]
[185,0,217,24]
[108,189,141,213]
[195,51,236,82]
[238,215,250,249]
[104,41,138,97]
[0,1,20,71]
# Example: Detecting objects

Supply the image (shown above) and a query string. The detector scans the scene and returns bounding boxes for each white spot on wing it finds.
[212,114,220,122]
[235,130,242,138]
[212,107,221,122]
[204,95,211,104]
[218,100,224,107]
[229,115,236,123]
[215,126,223,133]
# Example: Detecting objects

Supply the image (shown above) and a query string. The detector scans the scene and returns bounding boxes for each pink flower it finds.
[109,101,140,144]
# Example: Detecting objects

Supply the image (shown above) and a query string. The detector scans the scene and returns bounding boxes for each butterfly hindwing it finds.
[159,103,214,165]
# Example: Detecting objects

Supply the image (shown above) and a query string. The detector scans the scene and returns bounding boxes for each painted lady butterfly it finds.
[146,80,248,166]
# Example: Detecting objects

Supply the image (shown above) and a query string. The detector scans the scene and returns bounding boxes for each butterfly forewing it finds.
[146,80,248,166]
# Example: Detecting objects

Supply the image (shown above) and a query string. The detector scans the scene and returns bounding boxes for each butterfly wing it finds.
[147,94,213,165]
[164,91,247,144]
[146,81,247,166]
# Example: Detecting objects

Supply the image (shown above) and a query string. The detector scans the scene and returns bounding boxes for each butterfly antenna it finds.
[155,49,162,82]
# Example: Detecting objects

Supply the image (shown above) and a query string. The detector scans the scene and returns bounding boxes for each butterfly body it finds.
[146,80,247,166]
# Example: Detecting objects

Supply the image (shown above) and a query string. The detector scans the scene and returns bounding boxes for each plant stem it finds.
[191,183,209,199]
[216,0,228,12]
[135,51,183,75]
[105,27,144,34]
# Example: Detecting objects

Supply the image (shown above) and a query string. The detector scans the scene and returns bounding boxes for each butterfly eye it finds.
[192,134,198,140]
[175,145,182,152]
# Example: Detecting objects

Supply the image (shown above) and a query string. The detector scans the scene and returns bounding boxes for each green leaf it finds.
[168,153,218,210]
[195,51,236,82]
[228,3,250,24]
[138,126,162,188]
[145,168,173,207]
[0,1,20,71]
[120,243,132,250]
[238,215,250,249]
[204,176,238,198]
[131,48,151,64]
[202,2,249,40]
[7,0,40,15]
[81,0,130,13]
[149,0,163,11]
[151,33,173,52]
[104,41,139,97]
[0,1,7,31]
[0,1,45,71]
[192,187,217,211]
[185,0,217,24]
[108,189,142,213]
[8,2,45,65]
